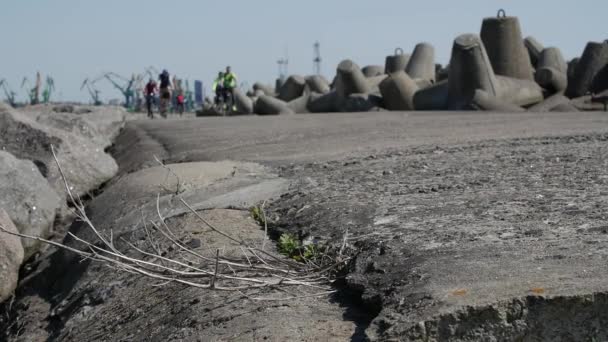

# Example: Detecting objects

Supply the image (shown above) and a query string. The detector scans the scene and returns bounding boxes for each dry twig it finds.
[0,145,352,301]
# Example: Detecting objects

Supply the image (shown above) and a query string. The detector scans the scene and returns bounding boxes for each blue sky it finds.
[0,1,605,103]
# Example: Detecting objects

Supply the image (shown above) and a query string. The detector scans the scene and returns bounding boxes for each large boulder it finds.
[0,151,62,259]
[20,105,126,149]
[0,103,118,199]
[21,105,127,148]
[0,209,24,303]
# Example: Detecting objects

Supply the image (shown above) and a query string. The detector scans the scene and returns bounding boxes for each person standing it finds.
[158,69,172,118]
[144,78,157,118]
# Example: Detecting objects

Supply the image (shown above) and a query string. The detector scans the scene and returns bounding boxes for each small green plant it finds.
[277,233,322,262]
[303,244,318,260]
[250,205,266,226]
[278,233,300,257]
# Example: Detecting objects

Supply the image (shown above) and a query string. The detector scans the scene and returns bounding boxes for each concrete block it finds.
[413,80,449,110]
[366,74,388,94]
[379,71,418,110]
[591,64,608,94]
[535,47,568,93]
[480,10,535,80]
[337,93,383,112]
[470,89,525,112]
[448,33,542,109]
[524,36,544,67]
[551,102,579,112]
[305,75,331,94]
[568,58,580,86]
[287,94,311,114]
[406,43,436,83]
[362,65,385,78]
[233,88,254,114]
[535,67,568,93]
[253,95,294,115]
[278,75,306,102]
[307,91,339,113]
[336,60,370,96]
[385,48,411,74]
[537,47,567,73]
[495,76,544,107]
[528,93,571,112]
[253,83,276,96]
[448,34,499,109]
[566,41,608,98]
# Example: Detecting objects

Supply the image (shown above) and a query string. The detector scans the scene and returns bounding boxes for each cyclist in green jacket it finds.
[212,71,224,106]
[223,66,237,110]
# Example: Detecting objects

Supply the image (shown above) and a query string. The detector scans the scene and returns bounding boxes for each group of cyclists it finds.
[143,66,237,119]
[212,66,238,111]
[143,69,185,118]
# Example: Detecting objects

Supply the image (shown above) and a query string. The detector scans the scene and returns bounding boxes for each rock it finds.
[480,11,535,81]
[0,209,24,303]
[0,151,62,259]
[21,105,126,149]
[0,103,119,199]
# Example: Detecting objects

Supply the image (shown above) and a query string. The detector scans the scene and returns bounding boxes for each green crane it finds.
[0,79,18,107]
[41,76,55,103]
[81,77,103,105]
[21,72,41,105]
[103,72,142,110]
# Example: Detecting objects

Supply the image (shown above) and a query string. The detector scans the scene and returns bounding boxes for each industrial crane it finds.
[0,79,18,107]
[102,72,142,110]
[81,76,103,105]
[21,72,41,105]
[41,76,55,103]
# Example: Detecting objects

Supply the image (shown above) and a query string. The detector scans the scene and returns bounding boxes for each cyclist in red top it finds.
[144,78,157,118]
[176,92,185,115]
